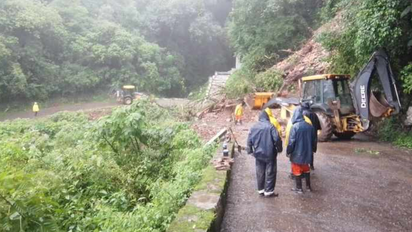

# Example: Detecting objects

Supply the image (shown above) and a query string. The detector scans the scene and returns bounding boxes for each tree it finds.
[228,0,322,73]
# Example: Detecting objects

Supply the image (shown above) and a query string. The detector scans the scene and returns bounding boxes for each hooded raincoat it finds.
[301,102,321,131]
[286,107,317,164]
[285,107,312,147]
[235,104,244,117]
[264,108,282,136]
[33,103,39,112]
[247,111,283,162]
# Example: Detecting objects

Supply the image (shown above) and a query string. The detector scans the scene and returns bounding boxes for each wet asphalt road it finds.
[221,123,412,232]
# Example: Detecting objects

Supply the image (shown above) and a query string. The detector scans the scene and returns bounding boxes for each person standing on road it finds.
[286,107,317,194]
[234,101,246,125]
[285,106,313,179]
[247,110,283,197]
[301,101,321,170]
[33,102,40,117]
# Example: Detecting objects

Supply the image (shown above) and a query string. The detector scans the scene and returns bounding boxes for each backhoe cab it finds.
[301,74,366,141]
[263,50,401,141]
[115,85,144,105]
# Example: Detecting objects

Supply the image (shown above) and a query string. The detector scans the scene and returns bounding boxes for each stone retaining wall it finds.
[167,143,234,232]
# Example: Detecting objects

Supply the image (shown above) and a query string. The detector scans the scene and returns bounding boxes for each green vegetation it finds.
[0,0,233,103]
[226,0,412,147]
[319,0,412,77]
[226,0,322,96]
[355,148,380,156]
[225,70,254,98]
[0,101,215,231]
[318,0,412,147]
[378,117,412,149]
[168,155,229,232]
[167,205,215,231]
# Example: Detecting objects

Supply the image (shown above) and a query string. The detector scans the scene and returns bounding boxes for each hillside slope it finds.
[269,14,343,93]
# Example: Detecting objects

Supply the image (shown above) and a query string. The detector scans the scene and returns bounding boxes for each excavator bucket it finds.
[351,50,401,129]
[370,91,393,118]
[252,92,274,109]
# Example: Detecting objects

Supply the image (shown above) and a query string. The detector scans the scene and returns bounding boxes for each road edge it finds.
[167,143,235,232]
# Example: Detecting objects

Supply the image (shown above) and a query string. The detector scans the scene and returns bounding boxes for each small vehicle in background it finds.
[111,85,145,105]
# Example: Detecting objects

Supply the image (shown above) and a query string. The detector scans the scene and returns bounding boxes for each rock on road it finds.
[221,122,412,232]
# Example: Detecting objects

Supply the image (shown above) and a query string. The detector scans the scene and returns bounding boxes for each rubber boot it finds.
[310,160,315,171]
[291,175,303,194]
[305,173,312,192]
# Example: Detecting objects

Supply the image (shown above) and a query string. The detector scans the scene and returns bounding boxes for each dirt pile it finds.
[192,102,259,142]
[272,13,344,92]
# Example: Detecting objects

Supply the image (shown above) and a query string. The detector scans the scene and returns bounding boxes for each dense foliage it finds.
[319,0,412,78]
[229,0,322,71]
[378,117,412,149]
[0,0,233,102]
[0,101,215,231]
[225,0,322,96]
[316,0,412,146]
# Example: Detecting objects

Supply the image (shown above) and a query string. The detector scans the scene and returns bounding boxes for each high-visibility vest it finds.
[264,108,282,136]
[33,104,39,112]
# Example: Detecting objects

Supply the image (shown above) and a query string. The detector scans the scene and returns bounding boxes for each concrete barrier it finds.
[167,143,235,232]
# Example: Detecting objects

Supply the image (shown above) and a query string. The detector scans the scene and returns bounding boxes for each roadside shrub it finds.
[225,70,253,99]
[254,69,284,92]
[0,101,214,231]
[378,117,412,149]
[319,0,412,77]
[401,64,412,94]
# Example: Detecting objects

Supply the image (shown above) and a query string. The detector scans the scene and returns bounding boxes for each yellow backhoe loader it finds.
[113,85,145,105]
[259,50,401,141]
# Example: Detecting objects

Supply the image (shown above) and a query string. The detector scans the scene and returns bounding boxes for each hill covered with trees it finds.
[0,0,234,102]
[226,0,412,101]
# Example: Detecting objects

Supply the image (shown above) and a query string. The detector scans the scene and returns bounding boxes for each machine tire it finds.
[124,96,133,105]
[334,131,356,140]
[315,112,333,142]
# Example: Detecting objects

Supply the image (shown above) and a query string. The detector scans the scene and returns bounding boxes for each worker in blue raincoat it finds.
[301,101,321,170]
[286,107,317,194]
[247,110,283,197]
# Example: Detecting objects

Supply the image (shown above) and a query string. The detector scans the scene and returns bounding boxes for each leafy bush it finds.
[225,70,254,99]
[319,0,344,23]
[0,101,214,231]
[401,64,412,94]
[319,0,412,77]
[254,69,284,92]
[378,117,412,149]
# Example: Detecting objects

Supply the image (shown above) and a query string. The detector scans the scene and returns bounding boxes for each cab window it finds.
[303,81,322,103]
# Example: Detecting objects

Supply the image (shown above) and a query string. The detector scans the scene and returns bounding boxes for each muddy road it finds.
[0,101,119,121]
[0,98,190,121]
[221,122,412,232]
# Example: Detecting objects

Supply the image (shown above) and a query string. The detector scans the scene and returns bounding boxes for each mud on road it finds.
[221,123,412,232]
[0,98,191,122]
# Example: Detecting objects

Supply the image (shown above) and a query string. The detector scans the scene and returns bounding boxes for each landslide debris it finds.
[265,14,344,93]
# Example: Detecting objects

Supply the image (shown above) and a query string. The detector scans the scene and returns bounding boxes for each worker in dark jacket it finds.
[301,101,321,170]
[247,110,283,197]
[287,107,317,193]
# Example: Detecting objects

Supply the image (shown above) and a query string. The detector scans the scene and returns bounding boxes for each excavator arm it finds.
[351,50,401,130]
